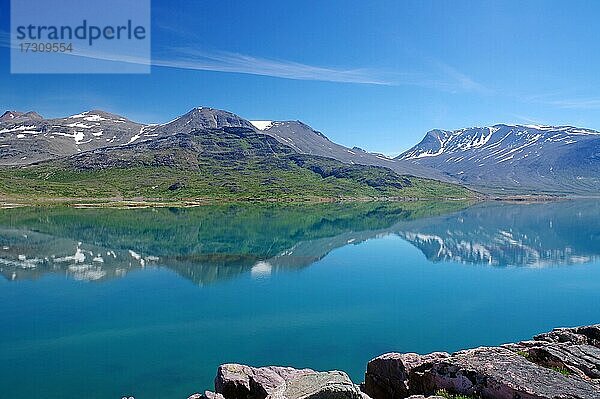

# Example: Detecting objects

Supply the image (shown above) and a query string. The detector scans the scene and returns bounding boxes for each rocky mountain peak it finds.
[267,121,331,141]
[66,110,131,122]
[131,107,257,143]
[170,107,255,130]
[0,111,24,121]
[21,111,43,120]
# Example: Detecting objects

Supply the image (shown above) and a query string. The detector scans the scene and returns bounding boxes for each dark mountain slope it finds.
[251,119,451,180]
[0,126,472,200]
[0,106,460,188]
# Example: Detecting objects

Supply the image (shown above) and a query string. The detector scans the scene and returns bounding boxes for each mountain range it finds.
[0,108,468,201]
[0,107,598,196]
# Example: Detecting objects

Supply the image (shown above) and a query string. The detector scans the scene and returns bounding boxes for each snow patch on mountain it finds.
[397,123,600,194]
[250,120,273,130]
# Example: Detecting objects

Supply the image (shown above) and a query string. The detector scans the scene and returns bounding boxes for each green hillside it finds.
[0,127,474,202]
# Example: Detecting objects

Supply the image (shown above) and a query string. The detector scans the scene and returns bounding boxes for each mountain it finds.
[0,110,143,165]
[0,113,472,200]
[397,124,600,195]
[250,119,450,179]
[124,109,443,179]
[6,106,596,196]
[250,120,393,164]
[135,107,257,142]
[1,111,24,121]
[0,106,442,176]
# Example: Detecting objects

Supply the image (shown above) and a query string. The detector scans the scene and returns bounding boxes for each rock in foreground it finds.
[197,363,363,399]
[363,352,449,398]
[191,325,600,399]
[364,325,600,399]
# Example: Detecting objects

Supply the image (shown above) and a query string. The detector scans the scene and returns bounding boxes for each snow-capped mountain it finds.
[251,119,392,163]
[3,106,598,195]
[249,119,446,178]
[397,124,600,194]
[1,107,411,173]
[0,110,42,121]
[0,110,144,164]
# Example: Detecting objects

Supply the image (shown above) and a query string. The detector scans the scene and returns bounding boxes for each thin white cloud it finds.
[428,59,491,94]
[511,114,545,124]
[0,27,494,92]
[518,90,600,110]
[544,98,600,110]
[153,48,393,85]
[0,31,391,85]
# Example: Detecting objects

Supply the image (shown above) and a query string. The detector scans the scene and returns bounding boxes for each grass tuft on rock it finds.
[435,389,480,399]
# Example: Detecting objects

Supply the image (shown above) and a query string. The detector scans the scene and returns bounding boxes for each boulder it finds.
[513,343,600,380]
[215,364,313,399]
[277,370,362,399]
[418,347,599,399]
[363,352,449,399]
[534,325,600,348]
[199,325,600,399]
[214,364,361,399]
[188,392,225,399]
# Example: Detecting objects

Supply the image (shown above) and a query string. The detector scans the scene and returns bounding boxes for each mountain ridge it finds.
[1,106,598,195]
[0,122,472,201]
[397,123,600,195]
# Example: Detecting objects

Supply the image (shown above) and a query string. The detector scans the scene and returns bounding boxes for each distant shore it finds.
[0,195,483,208]
[0,192,588,208]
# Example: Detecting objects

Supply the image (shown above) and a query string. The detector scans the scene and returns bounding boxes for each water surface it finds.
[1,200,599,399]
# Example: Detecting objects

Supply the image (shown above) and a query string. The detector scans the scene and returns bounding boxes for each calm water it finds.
[1,200,599,399]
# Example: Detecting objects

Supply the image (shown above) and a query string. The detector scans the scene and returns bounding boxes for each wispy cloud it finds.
[0,28,486,90]
[158,48,497,92]
[153,48,393,85]
[0,28,489,90]
[426,59,491,94]
[0,30,392,85]
[511,114,544,124]
[542,98,600,110]
[518,90,600,110]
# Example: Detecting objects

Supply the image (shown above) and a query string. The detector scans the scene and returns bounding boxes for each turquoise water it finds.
[0,201,599,398]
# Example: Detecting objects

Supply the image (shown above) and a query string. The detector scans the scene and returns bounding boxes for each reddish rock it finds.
[214,363,361,399]
[419,347,599,399]
[534,325,600,348]
[215,364,313,399]
[363,352,449,399]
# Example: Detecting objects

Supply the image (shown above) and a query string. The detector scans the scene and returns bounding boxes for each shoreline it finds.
[191,324,600,399]
[0,196,478,208]
[0,193,585,208]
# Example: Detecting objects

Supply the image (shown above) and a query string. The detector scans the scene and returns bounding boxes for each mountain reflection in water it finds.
[0,200,598,284]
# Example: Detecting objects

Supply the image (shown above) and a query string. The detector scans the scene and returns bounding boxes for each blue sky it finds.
[1,0,600,155]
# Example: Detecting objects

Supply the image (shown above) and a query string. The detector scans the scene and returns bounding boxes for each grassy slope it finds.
[0,128,474,201]
[0,165,472,201]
